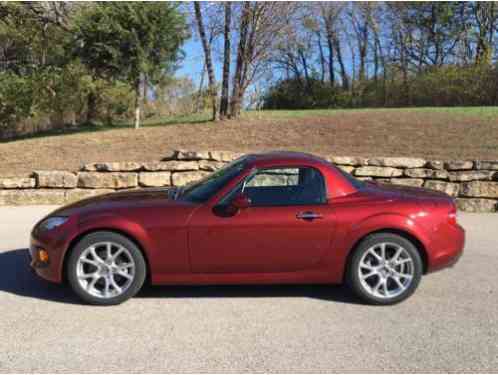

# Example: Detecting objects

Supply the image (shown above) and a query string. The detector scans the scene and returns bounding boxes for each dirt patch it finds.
[1,110,497,176]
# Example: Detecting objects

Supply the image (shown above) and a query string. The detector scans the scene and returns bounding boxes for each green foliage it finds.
[407,65,498,107]
[100,81,135,122]
[264,65,498,110]
[0,2,189,138]
[263,78,346,110]
[0,72,34,126]
[73,3,189,87]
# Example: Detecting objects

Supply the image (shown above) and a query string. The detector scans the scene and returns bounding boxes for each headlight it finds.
[37,216,68,232]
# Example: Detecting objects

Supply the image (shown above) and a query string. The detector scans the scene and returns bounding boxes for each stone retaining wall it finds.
[1,150,497,212]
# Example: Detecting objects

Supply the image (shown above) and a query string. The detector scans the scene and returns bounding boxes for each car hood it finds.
[52,187,194,217]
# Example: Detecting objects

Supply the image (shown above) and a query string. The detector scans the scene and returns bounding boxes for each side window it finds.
[243,167,326,206]
[246,168,299,187]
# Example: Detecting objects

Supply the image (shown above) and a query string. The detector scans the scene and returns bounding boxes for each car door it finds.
[188,166,334,273]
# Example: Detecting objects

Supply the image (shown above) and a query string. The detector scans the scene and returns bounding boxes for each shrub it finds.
[262,78,346,110]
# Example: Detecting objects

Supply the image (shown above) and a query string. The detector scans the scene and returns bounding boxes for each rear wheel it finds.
[67,231,146,305]
[347,233,423,305]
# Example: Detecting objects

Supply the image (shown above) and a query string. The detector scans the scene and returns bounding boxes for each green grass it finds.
[4,107,497,143]
[243,107,498,121]
[1,112,212,143]
[114,111,212,127]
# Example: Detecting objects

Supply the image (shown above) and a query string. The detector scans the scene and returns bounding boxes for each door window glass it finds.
[243,167,326,206]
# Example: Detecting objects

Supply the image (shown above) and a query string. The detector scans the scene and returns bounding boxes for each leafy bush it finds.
[263,65,498,110]
[262,78,345,110]
[408,65,498,107]
[0,72,33,125]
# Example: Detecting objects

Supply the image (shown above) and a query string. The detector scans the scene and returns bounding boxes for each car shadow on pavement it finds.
[0,248,361,305]
[0,249,81,304]
[137,284,361,304]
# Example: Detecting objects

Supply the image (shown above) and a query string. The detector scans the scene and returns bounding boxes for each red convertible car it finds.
[30,151,464,305]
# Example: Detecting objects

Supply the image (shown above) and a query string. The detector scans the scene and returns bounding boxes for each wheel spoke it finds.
[80,258,99,267]
[379,243,386,260]
[90,247,104,263]
[361,270,377,280]
[103,277,111,297]
[117,270,133,280]
[112,247,125,261]
[391,275,405,289]
[391,246,403,262]
[368,248,382,262]
[381,280,389,296]
[87,276,99,291]
[395,258,413,266]
[78,271,98,279]
[106,243,112,261]
[373,278,384,293]
[109,275,122,293]
[360,261,374,270]
[395,272,413,280]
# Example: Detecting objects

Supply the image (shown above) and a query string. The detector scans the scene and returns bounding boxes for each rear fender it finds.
[328,213,430,282]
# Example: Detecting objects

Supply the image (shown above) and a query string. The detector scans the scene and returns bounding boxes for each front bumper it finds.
[29,237,64,283]
[29,218,77,283]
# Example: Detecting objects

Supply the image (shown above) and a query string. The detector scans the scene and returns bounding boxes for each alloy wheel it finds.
[76,241,136,299]
[357,242,414,299]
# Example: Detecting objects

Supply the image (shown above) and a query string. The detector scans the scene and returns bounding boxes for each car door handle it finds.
[296,211,323,221]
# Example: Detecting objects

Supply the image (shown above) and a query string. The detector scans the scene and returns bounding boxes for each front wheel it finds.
[347,233,423,305]
[67,231,147,305]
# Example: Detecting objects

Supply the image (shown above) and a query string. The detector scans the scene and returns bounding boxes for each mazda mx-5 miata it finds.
[30,152,465,305]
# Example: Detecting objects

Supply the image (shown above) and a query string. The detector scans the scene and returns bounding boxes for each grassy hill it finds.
[1,107,497,176]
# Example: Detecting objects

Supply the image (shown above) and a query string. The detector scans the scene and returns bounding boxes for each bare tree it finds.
[219,2,231,120]
[474,2,498,64]
[229,2,297,118]
[319,2,349,89]
[194,2,219,121]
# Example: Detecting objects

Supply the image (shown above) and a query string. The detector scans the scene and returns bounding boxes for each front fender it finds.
[60,213,155,275]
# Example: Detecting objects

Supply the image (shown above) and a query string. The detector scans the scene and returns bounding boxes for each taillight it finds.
[448,204,458,225]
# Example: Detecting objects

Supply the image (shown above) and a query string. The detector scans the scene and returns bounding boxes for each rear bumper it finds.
[426,223,465,273]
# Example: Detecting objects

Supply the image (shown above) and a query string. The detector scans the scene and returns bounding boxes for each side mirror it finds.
[231,193,251,210]
[212,193,251,218]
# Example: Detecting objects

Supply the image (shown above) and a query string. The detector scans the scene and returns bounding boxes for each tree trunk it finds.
[195,62,206,113]
[220,2,232,120]
[358,27,368,82]
[134,77,141,129]
[194,2,218,121]
[230,2,251,119]
[316,31,326,83]
[86,92,97,124]
[326,36,334,86]
[333,35,349,91]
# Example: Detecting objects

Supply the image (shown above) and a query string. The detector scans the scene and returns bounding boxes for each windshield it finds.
[179,157,248,203]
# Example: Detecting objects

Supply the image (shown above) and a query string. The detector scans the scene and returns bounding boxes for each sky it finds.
[175,37,226,87]
[176,38,204,85]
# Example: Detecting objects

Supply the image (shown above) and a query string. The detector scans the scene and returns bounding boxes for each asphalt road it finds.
[0,206,497,372]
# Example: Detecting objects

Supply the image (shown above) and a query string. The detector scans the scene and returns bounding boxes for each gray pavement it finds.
[0,206,497,372]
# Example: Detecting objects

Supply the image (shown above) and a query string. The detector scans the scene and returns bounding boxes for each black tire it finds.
[347,233,423,305]
[67,231,147,305]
